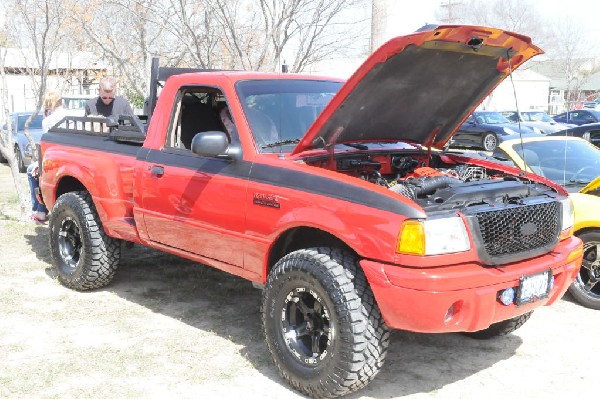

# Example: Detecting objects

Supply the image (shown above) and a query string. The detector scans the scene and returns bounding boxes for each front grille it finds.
[474,201,560,262]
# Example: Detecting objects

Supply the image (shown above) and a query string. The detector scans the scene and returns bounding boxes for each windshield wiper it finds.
[564,179,591,186]
[261,139,301,149]
[342,143,369,150]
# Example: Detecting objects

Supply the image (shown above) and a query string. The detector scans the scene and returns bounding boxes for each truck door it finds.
[138,87,247,267]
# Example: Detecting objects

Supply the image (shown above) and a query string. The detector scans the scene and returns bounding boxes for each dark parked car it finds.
[582,100,600,110]
[0,112,44,172]
[449,110,538,151]
[549,122,600,148]
[553,109,600,126]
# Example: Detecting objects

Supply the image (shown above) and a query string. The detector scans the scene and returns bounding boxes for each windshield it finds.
[17,114,43,131]
[236,79,342,153]
[475,112,511,124]
[510,139,600,186]
[523,111,553,123]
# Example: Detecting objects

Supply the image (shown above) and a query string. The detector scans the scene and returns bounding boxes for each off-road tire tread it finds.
[262,247,390,398]
[464,311,533,340]
[49,191,120,290]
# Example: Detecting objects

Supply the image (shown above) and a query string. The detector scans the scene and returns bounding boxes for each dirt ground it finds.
[0,161,598,399]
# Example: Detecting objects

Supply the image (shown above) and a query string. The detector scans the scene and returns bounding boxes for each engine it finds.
[332,153,557,212]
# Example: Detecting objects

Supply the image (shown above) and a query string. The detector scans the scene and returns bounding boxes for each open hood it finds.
[291,25,542,155]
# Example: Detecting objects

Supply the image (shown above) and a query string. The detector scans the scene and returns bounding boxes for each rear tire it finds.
[49,191,121,290]
[262,248,390,398]
[568,231,600,309]
[463,311,533,339]
[482,132,498,152]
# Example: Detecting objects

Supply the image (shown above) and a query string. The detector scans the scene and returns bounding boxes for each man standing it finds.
[85,77,134,117]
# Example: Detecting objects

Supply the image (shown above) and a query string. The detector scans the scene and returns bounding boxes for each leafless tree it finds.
[435,0,548,49]
[255,0,368,72]
[8,0,67,157]
[61,0,370,102]
[71,0,167,101]
[544,16,597,108]
[0,46,31,221]
[1,0,73,220]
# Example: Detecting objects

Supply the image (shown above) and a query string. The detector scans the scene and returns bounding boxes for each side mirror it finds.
[191,131,231,158]
[587,117,596,123]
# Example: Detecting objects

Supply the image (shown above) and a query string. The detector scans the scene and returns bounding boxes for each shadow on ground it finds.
[24,232,523,397]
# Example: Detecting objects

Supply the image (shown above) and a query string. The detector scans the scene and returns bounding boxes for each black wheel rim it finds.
[58,216,82,270]
[577,241,600,299]
[280,287,333,367]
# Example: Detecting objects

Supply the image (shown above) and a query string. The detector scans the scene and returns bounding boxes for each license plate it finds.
[516,269,552,306]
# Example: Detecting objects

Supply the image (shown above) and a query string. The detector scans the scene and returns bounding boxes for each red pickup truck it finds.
[39,25,582,398]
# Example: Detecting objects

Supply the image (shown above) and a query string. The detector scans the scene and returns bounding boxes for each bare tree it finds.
[435,0,548,48]
[544,16,596,108]
[8,0,67,158]
[0,46,31,221]
[1,0,74,220]
[156,0,369,72]
[72,0,167,100]
[255,0,368,72]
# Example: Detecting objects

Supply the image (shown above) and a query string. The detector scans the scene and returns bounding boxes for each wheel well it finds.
[55,176,87,200]
[267,227,356,273]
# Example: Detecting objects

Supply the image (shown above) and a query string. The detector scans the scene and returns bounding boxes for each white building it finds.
[477,68,552,112]
[0,48,106,112]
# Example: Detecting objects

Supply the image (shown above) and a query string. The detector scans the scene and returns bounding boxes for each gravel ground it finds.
[0,162,598,399]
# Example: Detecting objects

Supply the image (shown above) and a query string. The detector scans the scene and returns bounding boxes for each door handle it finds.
[150,165,164,178]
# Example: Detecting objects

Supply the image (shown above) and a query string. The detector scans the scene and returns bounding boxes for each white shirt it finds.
[42,106,68,133]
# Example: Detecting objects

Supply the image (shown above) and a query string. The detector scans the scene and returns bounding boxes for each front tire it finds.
[49,191,121,290]
[463,311,533,339]
[568,231,600,309]
[262,248,390,398]
[482,132,498,151]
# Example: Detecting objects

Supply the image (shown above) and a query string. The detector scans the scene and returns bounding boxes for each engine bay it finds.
[305,150,558,212]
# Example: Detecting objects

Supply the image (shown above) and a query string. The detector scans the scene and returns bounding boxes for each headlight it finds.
[397,216,471,255]
[561,198,574,233]
[503,127,518,135]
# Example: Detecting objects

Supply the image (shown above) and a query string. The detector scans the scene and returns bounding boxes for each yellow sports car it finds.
[490,135,600,309]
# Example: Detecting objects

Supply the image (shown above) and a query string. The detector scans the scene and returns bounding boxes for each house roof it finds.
[529,58,600,90]
[0,48,106,70]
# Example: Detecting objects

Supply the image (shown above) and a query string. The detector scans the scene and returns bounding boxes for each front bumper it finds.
[361,236,582,333]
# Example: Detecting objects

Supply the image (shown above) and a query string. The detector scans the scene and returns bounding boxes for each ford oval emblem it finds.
[520,222,538,236]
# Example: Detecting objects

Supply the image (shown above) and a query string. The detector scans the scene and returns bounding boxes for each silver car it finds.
[501,110,575,134]
[0,112,44,172]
